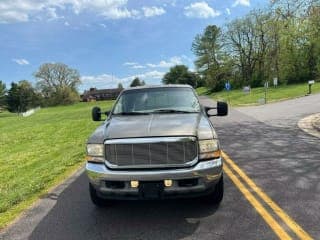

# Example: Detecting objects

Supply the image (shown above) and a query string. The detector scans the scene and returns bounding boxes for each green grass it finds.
[195,87,211,96]
[0,100,113,229]
[197,82,320,106]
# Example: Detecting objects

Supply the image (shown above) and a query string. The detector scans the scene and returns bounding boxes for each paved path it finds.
[1,95,319,240]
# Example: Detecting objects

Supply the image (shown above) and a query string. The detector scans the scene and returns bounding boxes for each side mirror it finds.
[204,101,228,117]
[217,101,228,116]
[92,107,101,121]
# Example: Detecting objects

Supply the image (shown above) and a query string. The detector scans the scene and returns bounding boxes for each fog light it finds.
[164,179,173,187]
[130,180,139,188]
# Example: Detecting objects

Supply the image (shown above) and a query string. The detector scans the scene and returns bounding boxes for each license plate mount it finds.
[139,181,164,199]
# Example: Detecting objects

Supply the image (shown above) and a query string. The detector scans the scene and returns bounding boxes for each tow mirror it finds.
[217,101,228,116]
[92,107,101,121]
[91,107,110,121]
[204,101,228,117]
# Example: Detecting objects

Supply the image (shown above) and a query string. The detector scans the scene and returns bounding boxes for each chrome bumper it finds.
[86,158,223,199]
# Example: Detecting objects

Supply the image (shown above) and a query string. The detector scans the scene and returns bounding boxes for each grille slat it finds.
[105,137,197,168]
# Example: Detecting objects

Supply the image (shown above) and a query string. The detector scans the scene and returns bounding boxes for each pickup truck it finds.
[86,85,228,206]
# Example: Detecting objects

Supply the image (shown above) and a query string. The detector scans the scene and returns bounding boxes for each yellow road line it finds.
[223,163,292,239]
[222,151,313,240]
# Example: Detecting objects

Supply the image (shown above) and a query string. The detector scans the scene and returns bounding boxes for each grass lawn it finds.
[196,82,320,106]
[0,100,113,229]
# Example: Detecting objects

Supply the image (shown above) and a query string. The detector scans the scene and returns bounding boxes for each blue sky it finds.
[0,0,269,92]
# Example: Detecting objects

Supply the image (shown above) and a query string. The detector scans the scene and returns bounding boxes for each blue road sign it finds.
[225,82,231,91]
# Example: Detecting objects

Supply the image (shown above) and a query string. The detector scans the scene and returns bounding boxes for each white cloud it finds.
[131,65,146,69]
[0,0,166,23]
[81,74,120,90]
[12,58,30,65]
[146,56,183,68]
[128,70,165,80]
[142,6,165,17]
[123,62,146,69]
[99,23,106,28]
[184,2,220,19]
[64,21,69,26]
[124,56,187,70]
[46,7,63,20]
[120,71,165,85]
[232,0,250,7]
[123,62,138,66]
[226,8,231,15]
[81,70,166,90]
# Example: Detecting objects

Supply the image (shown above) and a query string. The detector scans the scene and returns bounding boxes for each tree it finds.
[6,81,39,113]
[35,63,81,105]
[117,83,124,89]
[130,77,145,87]
[162,65,199,88]
[192,25,232,91]
[6,83,20,113]
[0,81,6,109]
[192,25,222,73]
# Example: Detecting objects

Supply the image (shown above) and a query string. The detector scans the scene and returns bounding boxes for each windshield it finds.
[113,87,200,114]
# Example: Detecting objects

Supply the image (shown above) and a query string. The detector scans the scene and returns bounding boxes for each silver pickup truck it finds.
[86,85,228,206]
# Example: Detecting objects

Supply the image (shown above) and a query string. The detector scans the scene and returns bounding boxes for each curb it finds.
[311,115,320,132]
[298,113,320,139]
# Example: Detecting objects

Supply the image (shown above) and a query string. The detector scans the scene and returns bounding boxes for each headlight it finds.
[198,139,221,160]
[86,144,104,157]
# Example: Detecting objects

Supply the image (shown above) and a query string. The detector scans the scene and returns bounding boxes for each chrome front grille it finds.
[104,137,198,169]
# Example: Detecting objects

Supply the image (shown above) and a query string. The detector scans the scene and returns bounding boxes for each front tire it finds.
[202,175,224,205]
[89,183,107,207]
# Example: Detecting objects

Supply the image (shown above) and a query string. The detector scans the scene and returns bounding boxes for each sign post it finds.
[273,77,278,88]
[308,80,315,95]
[264,81,269,104]
[225,81,231,104]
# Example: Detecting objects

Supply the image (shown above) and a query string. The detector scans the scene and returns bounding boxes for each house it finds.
[81,88,122,102]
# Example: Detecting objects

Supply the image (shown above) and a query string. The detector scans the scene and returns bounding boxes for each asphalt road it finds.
[1,94,320,240]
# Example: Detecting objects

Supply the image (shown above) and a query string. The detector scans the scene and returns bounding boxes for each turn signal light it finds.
[199,150,221,160]
[213,150,221,158]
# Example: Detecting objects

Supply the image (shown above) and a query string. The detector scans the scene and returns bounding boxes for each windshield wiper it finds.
[151,109,199,114]
[113,111,151,115]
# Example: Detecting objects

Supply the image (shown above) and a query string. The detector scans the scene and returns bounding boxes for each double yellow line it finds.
[222,151,313,240]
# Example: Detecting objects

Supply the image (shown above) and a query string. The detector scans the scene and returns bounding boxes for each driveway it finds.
[1,94,319,240]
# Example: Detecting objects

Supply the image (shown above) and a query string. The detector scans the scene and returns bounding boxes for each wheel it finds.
[202,175,224,205]
[89,183,107,207]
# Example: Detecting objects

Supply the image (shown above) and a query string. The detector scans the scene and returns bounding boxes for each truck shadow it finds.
[29,173,220,240]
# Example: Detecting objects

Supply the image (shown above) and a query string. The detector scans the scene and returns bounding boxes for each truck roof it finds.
[123,84,193,92]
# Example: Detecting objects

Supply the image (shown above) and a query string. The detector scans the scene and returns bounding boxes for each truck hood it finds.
[87,113,216,143]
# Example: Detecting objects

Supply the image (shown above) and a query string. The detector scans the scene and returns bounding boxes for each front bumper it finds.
[86,158,223,200]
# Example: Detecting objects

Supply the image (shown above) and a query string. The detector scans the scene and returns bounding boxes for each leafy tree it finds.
[192,25,232,91]
[35,63,81,106]
[162,65,199,88]
[0,81,6,109]
[6,81,40,113]
[49,86,79,106]
[192,0,320,92]
[6,83,20,113]
[192,25,222,73]
[117,83,124,89]
[130,77,145,87]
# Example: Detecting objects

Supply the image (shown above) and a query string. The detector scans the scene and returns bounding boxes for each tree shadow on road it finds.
[213,111,320,237]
